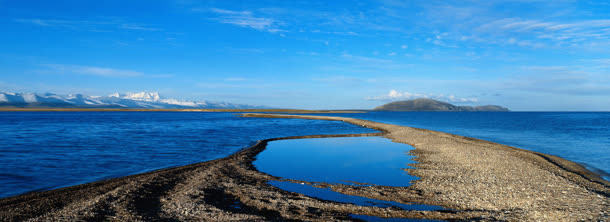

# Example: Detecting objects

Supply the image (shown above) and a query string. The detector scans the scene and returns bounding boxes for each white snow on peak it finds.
[161,98,198,107]
[0,94,7,102]
[22,93,37,103]
[122,92,162,102]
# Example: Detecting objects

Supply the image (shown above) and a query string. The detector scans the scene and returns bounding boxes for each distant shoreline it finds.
[2,108,608,112]
[0,108,366,113]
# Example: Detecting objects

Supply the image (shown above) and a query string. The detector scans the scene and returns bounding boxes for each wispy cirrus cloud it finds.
[368,1,610,49]
[119,24,162,31]
[208,8,284,33]
[14,18,110,31]
[591,59,610,68]
[477,18,610,45]
[498,65,610,96]
[174,1,610,50]
[341,53,394,64]
[224,77,249,81]
[42,64,144,77]
[366,90,479,103]
[14,18,162,32]
[150,74,174,78]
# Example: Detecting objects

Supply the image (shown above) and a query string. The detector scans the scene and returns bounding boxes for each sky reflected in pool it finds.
[269,181,444,211]
[254,136,418,187]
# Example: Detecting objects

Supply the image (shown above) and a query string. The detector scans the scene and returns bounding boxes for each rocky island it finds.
[374,98,510,111]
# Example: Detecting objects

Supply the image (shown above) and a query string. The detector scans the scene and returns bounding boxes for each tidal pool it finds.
[254,136,418,186]
[350,214,445,222]
[269,181,445,211]
[254,136,451,219]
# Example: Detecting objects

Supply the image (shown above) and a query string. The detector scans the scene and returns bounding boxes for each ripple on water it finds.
[0,112,377,198]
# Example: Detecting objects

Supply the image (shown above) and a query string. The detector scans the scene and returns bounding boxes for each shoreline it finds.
[0,108,365,113]
[0,114,608,221]
[245,114,609,220]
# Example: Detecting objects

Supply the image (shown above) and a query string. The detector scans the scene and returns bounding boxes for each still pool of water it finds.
[255,136,448,219]
[269,181,444,211]
[350,214,445,222]
[254,136,418,186]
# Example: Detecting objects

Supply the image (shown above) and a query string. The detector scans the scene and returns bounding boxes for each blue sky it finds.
[1,0,609,110]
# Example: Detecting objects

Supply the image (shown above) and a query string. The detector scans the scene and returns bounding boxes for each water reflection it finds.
[255,136,450,219]
[350,214,445,222]
[269,181,444,211]
[254,136,418,186]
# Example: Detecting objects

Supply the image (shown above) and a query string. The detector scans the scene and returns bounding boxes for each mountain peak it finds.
[0,91,267,109]
[122,92,162,102]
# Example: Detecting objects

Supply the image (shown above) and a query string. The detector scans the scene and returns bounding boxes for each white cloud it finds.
[498,65,610,95]
[151,74,174,78]
[209,8,284,33]
[42,64,144,77]
[366,90,479,103]
[401,45,408,49]
[592,59,610,68]
[341,53,393,64]
[296,51,320,56]
[210,8,250,15]
[477,18,610,47]
[119,24,162,31]
[14,19,53,26]
[14,18,162,32]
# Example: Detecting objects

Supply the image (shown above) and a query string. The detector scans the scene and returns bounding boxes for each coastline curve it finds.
[0,113,607,221]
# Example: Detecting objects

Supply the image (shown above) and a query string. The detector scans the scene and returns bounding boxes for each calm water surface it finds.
[0,112,376,198]
[314,112,610,180]
[254,137,417,186]
[255,137,447,217]
[269,181,444,211]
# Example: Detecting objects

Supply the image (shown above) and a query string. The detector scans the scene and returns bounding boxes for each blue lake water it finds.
[312,112,610,180]
[254,137,417,186]
[0,112,376,198]
[1,111,608,198]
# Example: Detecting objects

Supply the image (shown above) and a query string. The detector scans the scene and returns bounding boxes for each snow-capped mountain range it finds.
[0,92,268,109]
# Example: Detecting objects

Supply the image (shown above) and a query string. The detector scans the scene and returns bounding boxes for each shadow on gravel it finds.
[202,188,294,221]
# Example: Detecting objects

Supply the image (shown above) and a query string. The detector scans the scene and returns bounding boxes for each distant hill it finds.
[374,98,509,111]
[0,92,268,109]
